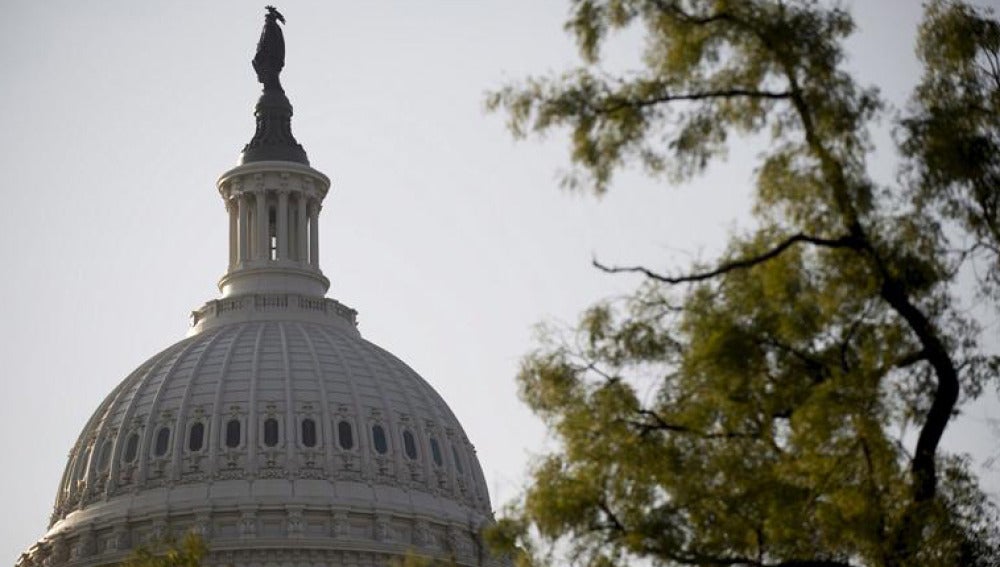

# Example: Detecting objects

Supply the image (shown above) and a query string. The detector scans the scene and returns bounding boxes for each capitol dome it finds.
[17,8,497,567]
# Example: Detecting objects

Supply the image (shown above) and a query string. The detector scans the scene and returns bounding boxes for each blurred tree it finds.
[390,553,459,567]
[123,533,206,567]
[485,1,1000,566]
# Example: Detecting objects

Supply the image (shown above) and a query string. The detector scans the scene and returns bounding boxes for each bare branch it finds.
[626,409,760,440]
[894,349,928,369]
[593,232,859,284]
[597,88,792,114]
[596,498,625,535]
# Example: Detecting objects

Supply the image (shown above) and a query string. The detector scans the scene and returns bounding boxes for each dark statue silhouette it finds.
[253,6,286,92]
[240,6,308,165]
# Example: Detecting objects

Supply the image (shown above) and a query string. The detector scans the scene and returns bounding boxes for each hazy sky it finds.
[1,0,997,561]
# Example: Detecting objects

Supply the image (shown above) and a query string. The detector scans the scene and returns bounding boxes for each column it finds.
[309,201,320,268]
[227,198,238,268]
[238,193,250,264]
[256,191,269,262]
[296,196,308,263]
[277,191,289,261]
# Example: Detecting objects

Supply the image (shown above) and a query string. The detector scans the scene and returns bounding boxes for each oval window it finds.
[263,418,279,447]
[338,420,354,450]
[402,430,418,460]
[225,419,241,448]
[123,432,139,463]
[372,424,388,455]
[301,418,317,448]
[154,427,170,457]
[188,422,205,452]
[452,445,464,474]
[430,437,443,467]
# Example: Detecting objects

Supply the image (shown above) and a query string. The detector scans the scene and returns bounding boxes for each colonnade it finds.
[226,189,320,269]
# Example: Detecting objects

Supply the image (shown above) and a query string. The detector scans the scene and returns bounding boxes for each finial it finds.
[241,6,308,165]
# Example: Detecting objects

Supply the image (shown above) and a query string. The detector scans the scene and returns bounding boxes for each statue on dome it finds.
[252,6,286,92]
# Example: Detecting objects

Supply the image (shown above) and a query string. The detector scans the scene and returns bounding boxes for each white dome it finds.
[27,315,494,566]
[19,11,502,567]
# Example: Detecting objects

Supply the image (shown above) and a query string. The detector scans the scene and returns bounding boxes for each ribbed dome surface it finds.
[35,320,494,566]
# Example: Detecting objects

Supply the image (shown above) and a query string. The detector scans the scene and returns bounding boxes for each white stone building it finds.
[16,8,498,567]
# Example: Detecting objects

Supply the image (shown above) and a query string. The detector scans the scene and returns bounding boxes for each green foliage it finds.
[901,0,1000,296]
[487,1,1000,566]
[123,533,206,567]
[389,552,461,567]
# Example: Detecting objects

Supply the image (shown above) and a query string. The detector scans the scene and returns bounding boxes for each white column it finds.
[309,201,320,268]
[296,196,308,264]
[238,193,250,264]
[256,191,269,262]
[227,198,238,268]
[277,191,288,261]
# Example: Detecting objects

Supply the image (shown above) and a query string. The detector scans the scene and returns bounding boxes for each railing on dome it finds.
[189,292,358,332]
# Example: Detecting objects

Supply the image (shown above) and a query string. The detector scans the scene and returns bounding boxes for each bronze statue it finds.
[253,6,286,92]
[241,5,308,165]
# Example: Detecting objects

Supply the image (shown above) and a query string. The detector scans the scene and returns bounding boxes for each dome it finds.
[32,315,493,565]
[17,9,500,567]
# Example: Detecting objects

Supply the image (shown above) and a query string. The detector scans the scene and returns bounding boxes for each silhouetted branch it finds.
[626,409,760,440]
[597,88,792,114]
[593,232,859,284]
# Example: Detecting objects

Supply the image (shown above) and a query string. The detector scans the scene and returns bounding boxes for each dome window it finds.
[123,432,139,463]
[263,417,280,447]
[225,419,241,448]
[372,424,388,455]
[154,427,171,457]
[301,418,317,448]
[452,445,464,474]
[402,430,418,460]
[188,422,205,452]
[97,440,112,472]
[337,420,354,450]
[430,437,443,467]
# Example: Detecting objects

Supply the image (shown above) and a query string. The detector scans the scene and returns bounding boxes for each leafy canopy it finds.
[123,533,206,567]
[485,1,1000,566]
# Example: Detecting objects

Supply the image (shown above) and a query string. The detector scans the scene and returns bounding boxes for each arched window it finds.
[301,418,317,448]
[225,419,241,448]
[452,445,464,474]
[154,427,171,457]
[188,422,205,452]
[123,432,139,463]
[263,418,279,447]
[337,420,354,450]
[372,424,388,455]
[430,437,443,467]
[402,430,418,460]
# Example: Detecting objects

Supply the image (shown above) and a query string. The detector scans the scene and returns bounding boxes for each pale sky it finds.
[1,0,997,561]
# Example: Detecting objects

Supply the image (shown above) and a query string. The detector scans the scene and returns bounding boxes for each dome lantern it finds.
[188,7,351,335]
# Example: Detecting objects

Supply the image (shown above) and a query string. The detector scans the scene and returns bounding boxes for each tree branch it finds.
[596,498,625,535]
[597,88,792,115]
[648,0,739,27]
[593,232,859,284]
[626,409,760,440]
[777,41,960,507]
[876,277,959,503]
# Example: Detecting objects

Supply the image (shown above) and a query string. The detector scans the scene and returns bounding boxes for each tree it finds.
[123,533,206,567]
[484,1,1000,566]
